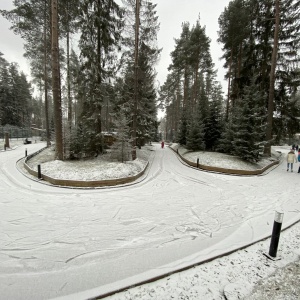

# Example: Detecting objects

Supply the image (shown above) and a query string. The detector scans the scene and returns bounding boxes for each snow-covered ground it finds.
[24,145,151,181]
[0,140,299,300]
[104,222,300,300]
[175,144,281,171]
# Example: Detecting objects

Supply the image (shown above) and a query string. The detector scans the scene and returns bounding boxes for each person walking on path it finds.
[161,141,164,149]
[287,149,297,172]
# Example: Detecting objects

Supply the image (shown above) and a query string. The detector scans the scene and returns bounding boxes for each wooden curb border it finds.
[23,147,149,188]
[169,146,280,176]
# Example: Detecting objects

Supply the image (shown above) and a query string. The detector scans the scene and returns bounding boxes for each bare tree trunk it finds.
[265,0,280,156]
[51,0,63,160]
[44,0,51,147]
[132,0,140,160]
[67,5,72,132]
[44,32,51,147]
[96,0,102,137]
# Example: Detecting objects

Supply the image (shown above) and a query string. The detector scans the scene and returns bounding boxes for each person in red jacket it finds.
[161,141,164,148]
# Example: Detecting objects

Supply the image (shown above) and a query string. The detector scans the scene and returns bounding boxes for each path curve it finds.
[0,143,299,300]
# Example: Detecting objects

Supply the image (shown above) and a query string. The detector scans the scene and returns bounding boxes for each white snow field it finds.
[0,142,299,300]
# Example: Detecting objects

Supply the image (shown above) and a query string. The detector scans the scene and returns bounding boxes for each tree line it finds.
[0,53,37,128]
[1,0,300,163]
[1,0,160,160]
[159,0,300,162]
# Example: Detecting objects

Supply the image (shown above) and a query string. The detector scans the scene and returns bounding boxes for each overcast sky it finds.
[1,0,230,92]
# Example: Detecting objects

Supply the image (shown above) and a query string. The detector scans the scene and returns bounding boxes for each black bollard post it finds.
[268,211,284,258]
[38,164,42,179]
[177,148,178,154]
[25,148,27,157]
[197,158,199,168]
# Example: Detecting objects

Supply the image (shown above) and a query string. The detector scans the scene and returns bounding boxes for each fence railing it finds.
[0,126,32,139]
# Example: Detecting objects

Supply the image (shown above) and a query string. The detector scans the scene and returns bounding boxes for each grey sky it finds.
[1,0,230,91]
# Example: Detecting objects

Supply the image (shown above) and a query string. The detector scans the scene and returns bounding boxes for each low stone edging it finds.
[23,147,149,188]
[170,146,280,176]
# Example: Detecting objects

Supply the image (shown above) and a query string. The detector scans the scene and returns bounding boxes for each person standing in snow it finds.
[287,149,297,172]
[297,149,300,173]
[161,141,164,148]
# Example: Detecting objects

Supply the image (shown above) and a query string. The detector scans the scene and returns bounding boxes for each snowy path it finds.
[0,143,299,300]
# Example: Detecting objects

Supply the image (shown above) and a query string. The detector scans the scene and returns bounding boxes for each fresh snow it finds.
[0,140,299,300]
[26,147,148,181]
[177,146,280,171]
[104,222,300,300]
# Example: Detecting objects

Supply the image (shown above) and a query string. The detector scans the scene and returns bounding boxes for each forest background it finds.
[0,0,300,163]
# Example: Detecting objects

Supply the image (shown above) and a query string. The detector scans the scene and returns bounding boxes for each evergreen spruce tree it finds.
[110,108,132,163]
[189,18,212,109]
[177,108,188,145]
[163,18,219,143]
[205,82,224,150]
[78,0,123,157]
[119,0,160,149]
[186,104,205,151]
[231,78,266,162]
[217,119,234,154]
[0,55,11,126]
[69,123,85,159]
[0,56,33,127]
[169,22,192,110]
[69,49,86,126]
[218,0,300,148]
[18,72,32,127]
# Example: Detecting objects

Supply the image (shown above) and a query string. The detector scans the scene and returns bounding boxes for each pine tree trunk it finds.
[96,0,102,136]
[67,9,72,132]
[132,0,140,160]
[44,2,51,147]
[51,0,63,160]
[265,0,280,156]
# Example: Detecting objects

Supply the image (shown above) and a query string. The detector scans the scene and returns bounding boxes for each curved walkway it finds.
[0,143,299,300]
